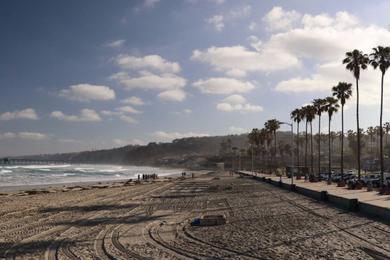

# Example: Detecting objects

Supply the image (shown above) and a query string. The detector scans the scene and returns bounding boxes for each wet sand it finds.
[1,171,390,259]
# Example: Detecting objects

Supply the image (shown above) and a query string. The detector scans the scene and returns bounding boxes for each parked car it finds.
[362,174,380,188]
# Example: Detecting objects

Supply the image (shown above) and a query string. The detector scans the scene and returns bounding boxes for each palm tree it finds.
[343,49,369,181]
[265,119,280,171]
[313,98,327,176]
[302,108,309,172]
[332,82,352,180]
[291,108,303,173]
[303,105,316,177]
[324,97,339,182]
[384,122,390,146]
[248,128,261,172]
[370,46,390,189]
[366,126,376,154]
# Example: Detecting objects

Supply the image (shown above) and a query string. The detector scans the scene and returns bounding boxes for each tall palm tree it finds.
[302,107,309,172]
[370,46,390,189]
[324,97,339,182]
[265,119,281,171]
[343,49,369,181]
[332,82,352,180]
[303,105,316,176]
[248,128,261,172]
[261,127,272,166]
[291,108,303,173]
[259,128,267,163]
[313,98,327,176]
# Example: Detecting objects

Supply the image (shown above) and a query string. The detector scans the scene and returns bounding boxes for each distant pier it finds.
[0,158,67,165]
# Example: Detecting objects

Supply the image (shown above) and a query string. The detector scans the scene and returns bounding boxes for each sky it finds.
[2,0,390,156]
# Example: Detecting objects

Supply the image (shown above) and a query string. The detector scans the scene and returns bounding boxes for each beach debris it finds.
[191,214,226,226]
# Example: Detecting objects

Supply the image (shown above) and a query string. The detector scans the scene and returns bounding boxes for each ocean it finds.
[0,164,183,187]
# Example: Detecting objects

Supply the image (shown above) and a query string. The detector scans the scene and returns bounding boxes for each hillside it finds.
[23,132,294,169]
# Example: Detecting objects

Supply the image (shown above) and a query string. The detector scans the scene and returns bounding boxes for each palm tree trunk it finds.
[371,135,373,154]
[310,121,314,176]
[356,78,361,181]
[341,104,344,180]
[305,120,308,170]
[318,115,321,177]
[274,131,277,169]
[380,72,385,188]
[251,145,254,173]
[328,117,332,182]
[297,123,300,175]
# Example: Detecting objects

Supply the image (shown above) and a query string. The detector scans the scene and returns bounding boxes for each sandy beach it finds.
[1,171,390,259]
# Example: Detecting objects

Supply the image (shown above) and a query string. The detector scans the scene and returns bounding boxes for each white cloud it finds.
[113,138,145,146]
[193,77,255,94]
[261,11,390,64]
[191,45,300,75]
[0,132,17,140]
[194,9,388,82]
[112,71,186,91]
[115,54,180,73]
[206,15,224,32]
[275,61,390,107]
[106,39,126,48]
[18,132,47,140]
[263,6,301,32]
[302,12,359,29]
[269,8,390,108]
[158,89,186,102]
[59,84,115,102]
[247,35,262,52]
[50,109,102,122]
[229,5,251,18]
[119,115,137,124]
[216,94,263,113]
[116,106,142,114]
[152,131,209,142]
[228,126,248,134]
[121,96,145,106]
[206,5,251,32]
[0,131,48,141]
[248,22,257,31]
[101,106,140,124]
[172,109,192,115]
[0,108,39,121]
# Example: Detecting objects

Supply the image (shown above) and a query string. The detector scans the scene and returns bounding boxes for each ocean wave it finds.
[62,173,77,177]
[0,169,12,174]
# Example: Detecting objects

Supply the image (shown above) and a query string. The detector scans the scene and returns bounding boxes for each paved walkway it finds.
[240,171,390,210]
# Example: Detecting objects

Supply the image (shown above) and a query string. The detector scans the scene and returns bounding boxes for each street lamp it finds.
[280,121,294,185]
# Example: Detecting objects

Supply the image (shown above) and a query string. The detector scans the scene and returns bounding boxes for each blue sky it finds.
[1,0,390,156]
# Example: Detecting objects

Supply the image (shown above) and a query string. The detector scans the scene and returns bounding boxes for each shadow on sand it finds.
[54,214,167,227]
[0,239,76,257]
[39,203,138,213]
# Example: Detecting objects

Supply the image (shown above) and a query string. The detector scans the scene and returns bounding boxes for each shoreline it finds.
[0,171,185,193]
[0,163,189,193]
